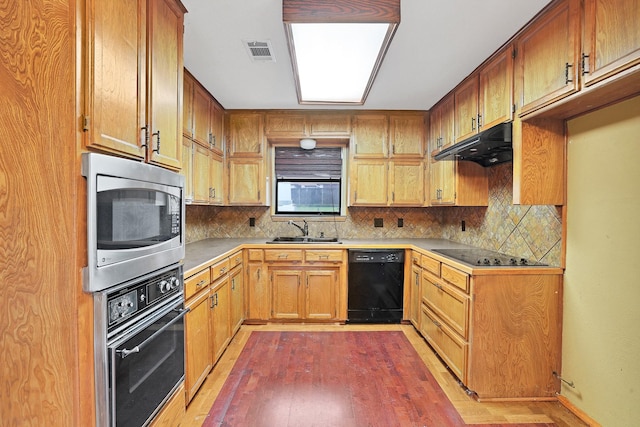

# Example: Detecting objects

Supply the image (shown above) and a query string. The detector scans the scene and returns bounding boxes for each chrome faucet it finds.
[288,219,308,236]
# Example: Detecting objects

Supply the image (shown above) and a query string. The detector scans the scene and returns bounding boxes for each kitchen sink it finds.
[267,236,341,244]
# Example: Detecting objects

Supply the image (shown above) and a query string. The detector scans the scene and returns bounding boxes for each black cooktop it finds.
[432,248,547,267]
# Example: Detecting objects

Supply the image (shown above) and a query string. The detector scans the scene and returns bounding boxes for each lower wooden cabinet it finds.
[270,268,338,320]
[417,252,562,400]
[183,253,244,405]
[245,248,345,322]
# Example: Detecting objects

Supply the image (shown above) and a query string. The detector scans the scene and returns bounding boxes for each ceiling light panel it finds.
[283,0,400,105]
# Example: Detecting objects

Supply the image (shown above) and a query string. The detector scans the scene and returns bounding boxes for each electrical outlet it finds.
[249,217,256,227]
[374,218,383,227]
[398,218,403,227]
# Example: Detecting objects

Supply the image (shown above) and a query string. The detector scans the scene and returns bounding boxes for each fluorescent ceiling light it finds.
[283,0,400,105]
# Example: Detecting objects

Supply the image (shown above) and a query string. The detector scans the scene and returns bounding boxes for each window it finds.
[274,146,343,215]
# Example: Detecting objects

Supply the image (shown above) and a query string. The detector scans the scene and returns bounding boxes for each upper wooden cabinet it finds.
[349,160,388,206]
[264,112,352,138]
[82,0,147,160]
[389,160,425,206]
[454,77,480,143]
[308,113,352,137]
[82,0,185,170]
[184,71,225,155]
[455,45,514,143]
[429,94,455,154]
[227,158,266,205]
[351,114,389,158]
[514,0,581,116]
[389,113,426,157]
[226,112,265,157]
[146,0,186,170]
[582,0,640,86]
[478,46,514,130]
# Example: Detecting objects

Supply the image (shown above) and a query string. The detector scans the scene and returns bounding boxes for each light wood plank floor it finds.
[179,324,587,426]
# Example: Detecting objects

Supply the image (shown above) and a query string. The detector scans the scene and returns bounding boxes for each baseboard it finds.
[557,394,602,427]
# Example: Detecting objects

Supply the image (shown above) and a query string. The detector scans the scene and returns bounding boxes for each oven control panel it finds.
[106,265,183,328]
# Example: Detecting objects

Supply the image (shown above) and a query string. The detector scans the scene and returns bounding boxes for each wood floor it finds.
[179,324,587,426]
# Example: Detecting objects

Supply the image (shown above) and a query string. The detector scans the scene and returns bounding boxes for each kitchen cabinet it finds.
[183,72,194,138]
[184,269,212,403]
[81,0,188,166]
[270,269,338,320]
[227,158,266,205]
[408,253,422,329]
[229,251,244,335]
[191,143,209,203]
[308,113,351,137]
[258,248,344,322]
[183,252,244,404]
[514,0,581,116]
[429,160,488,206]
[478,46,514,130]
[145,0,186,170]
[351,114,389,158]
[209,102,225,156]
[209,153,224,205]
[349,160,388,206]
[210,274,231,363]
[454,77,480,142]
[264,111,352,138]
[246,249,270,321]
[350,159,426,207]
[582,0,640,86]
[455,46,514,143]
[192,82,212,147]
[418,252,562,400]
[429,94,455,154]
[226,112,264,157]
[389,160,425,206]
[182,137,194,202]
[265,113,307,137]
[389,113,426,157]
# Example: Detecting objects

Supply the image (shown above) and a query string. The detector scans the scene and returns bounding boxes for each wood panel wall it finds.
[0,1,90,424]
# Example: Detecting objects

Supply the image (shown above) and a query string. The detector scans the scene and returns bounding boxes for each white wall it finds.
[564,95,640,426]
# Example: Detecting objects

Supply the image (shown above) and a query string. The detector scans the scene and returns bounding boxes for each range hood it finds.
[434,122,512,167]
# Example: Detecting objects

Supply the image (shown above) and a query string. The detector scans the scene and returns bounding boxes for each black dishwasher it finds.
[347,249,404,323]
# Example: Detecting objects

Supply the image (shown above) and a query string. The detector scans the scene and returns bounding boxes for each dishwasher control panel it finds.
[348,249,404,263]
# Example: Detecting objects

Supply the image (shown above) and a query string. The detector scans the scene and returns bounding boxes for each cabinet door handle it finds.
[152,130,161,154]
[140,125,149,150]
[471,116,476,131]
[565,62,573,84]
[581,53,590,75]
[477,114,482,129]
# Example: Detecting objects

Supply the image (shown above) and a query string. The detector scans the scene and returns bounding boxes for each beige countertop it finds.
[183,238,564,277]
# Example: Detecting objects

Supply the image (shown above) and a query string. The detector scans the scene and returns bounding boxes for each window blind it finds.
[274,147,342,180]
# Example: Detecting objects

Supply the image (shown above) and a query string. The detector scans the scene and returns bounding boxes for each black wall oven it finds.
[94,264,187,427]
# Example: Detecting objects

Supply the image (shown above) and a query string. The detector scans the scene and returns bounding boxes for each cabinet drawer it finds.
[264,249,303,263]
[422,271,469,339]
[421,305,468,382]
[305,249,343,263]
[229,250,243,269]
[247,249,263,262]
[210,258,230,282]
[421,255,441,276]
[441,264,469,293]
[184,268,210,300]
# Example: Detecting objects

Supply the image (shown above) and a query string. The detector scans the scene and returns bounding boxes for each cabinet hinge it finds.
[82,115,90,132]
[512,103,517,114]
[512,48,517,59]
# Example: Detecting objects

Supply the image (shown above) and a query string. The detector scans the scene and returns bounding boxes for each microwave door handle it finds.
[116,307,189,359]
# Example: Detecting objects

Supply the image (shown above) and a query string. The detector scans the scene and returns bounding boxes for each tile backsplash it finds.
[186,162,562,266]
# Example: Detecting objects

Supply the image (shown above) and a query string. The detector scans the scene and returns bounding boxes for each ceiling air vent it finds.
[243,40,276,62]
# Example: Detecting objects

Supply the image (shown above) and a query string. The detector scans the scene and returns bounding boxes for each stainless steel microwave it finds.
[82,153,185,292]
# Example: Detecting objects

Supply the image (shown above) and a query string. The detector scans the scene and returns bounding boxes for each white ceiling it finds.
[182,0,551,111]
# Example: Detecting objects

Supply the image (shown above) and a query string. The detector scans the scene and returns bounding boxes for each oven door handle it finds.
[116,307,189,359]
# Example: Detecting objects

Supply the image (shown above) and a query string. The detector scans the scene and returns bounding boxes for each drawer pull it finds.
[432,319,442,328]
[196,279,206,287]
[320,255,329,259]
[433,282,443,290]
[278,254,288,258]
[219,267,227,274]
